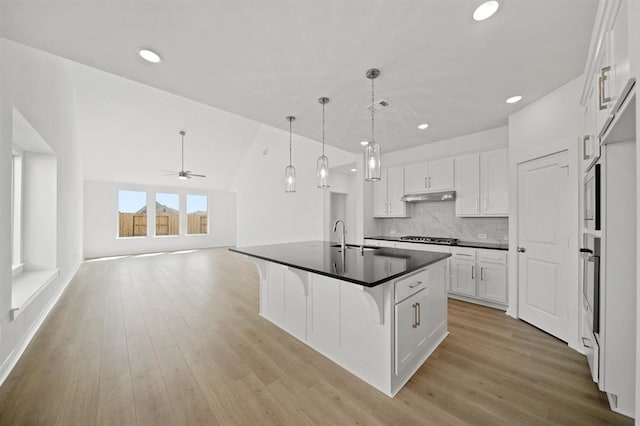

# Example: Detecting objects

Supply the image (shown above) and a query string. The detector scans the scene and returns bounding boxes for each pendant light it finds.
[284,116,296,193]
[317,97,330,188]
[364,68,382,181]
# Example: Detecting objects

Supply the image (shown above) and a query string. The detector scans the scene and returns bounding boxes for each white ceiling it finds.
[0,0,597,154]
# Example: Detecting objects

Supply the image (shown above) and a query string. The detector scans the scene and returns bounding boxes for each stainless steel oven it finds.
[584,163,601,231]
[580,234,601,335]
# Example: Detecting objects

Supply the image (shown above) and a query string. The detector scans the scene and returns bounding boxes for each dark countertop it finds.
[366,236,509,251]
[229,241,451,288]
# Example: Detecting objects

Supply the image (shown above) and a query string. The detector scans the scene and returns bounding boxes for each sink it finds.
[330,244,380,251]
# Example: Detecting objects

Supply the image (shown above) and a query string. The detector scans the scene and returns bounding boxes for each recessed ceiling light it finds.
[138,49,162,63]
[506,95,523,104]
[418,123,429,130]
[473,1,500,21]
[360,141,369,146]
[350,168,357,172]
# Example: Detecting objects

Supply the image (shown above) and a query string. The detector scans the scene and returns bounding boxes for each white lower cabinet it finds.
[449,248,507,309]
[477,261,507,304]
[395,288,429,375]
[451,259,476,296]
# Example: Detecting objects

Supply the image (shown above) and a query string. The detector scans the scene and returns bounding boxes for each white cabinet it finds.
[404,158,454,194]
[449,248,508,308]
[455,149,508,217]
[373,167,407,217]
[581,0,632,139]
[450,249,477,297]
[477,261,507,305]
[393,264,446,378]
[395,288,428,375]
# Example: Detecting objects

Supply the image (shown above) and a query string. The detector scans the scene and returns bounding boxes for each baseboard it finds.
[0,260,82,386]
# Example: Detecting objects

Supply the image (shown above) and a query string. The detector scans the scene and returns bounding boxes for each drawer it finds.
[478,250,507,264]
[395,268,429,303]
[451,247,476,260]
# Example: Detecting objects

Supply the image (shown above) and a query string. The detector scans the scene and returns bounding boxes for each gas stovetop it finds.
[399,236,459,245]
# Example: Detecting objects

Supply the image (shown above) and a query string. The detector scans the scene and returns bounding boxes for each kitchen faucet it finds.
[333,220,346,252]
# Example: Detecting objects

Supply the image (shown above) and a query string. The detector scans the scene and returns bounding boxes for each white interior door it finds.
[517,151,570,341]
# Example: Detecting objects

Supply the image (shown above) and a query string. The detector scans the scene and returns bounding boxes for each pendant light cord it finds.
[289,119,292,166]
[371,78,375,143]
[181,132,185,172]
[322,101,326,156]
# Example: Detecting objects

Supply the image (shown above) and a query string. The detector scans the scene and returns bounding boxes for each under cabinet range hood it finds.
[400,190,456,202]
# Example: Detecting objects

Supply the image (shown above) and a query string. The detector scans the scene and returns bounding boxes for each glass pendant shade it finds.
[316,155,329,188]
[365,140,381,181]
[285,165,296,192]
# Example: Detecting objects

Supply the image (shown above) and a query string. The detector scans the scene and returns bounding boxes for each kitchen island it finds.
[230,241,450,396]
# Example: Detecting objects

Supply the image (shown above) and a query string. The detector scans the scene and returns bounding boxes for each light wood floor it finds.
[0,247,632,425]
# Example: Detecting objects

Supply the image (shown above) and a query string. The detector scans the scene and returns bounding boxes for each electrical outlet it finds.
[478,233,487,240]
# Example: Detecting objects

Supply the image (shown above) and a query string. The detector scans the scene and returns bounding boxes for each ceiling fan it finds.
[163,130,206,180]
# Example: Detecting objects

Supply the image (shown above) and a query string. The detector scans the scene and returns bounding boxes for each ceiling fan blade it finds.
[163,173,177,176]
[188,173,206,178]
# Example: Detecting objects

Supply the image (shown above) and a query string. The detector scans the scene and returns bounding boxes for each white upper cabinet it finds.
[404,158,454,194]
[581,0,632,138]
[455,148,508,217]
[480,149,508,215]
[455,153,481,215]
[372,167,407,218]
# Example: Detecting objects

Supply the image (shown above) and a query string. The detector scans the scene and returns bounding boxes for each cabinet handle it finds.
[424,177,428,189]
[582,337,592,348]
[429,177,432,188]
[471,266,475,280]
[480,267,484,281]
[416,302,421,326]
[599,66,612,110]
[389,203,392,214]
[583,135,590,160]
[408,281,423,288]
[412,303,418,328]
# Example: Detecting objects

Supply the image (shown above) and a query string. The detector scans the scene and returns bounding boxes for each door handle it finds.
[480,267,484,281]
[412,303,418,328]
[517,247,526,253]
[471,266,474,280]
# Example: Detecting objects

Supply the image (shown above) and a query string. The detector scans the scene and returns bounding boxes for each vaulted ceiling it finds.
[0,0,597,154]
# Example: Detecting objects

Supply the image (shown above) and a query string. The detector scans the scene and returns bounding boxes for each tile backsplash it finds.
[375,201,508,243]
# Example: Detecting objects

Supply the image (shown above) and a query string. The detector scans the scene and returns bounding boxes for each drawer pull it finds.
[457,253,472,257]
[599,66,612,110]
[408,281,423,288]
[582,337,592,348]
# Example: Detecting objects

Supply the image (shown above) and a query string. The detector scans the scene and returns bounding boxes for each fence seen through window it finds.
[118,190,147,237]
[187,194,208,235]
[155,193,180,236]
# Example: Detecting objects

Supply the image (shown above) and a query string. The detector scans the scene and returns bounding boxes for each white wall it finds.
[83,180,236,258]
[232,124,357,247]
[381,126,508,168]
[0,39,83,380]
[507,75,583,351]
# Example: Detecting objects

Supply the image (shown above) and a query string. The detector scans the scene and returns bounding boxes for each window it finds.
[11,150,23,269]
[187,194,208,235]
[118,190,147,237]
[155,193,179,236]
